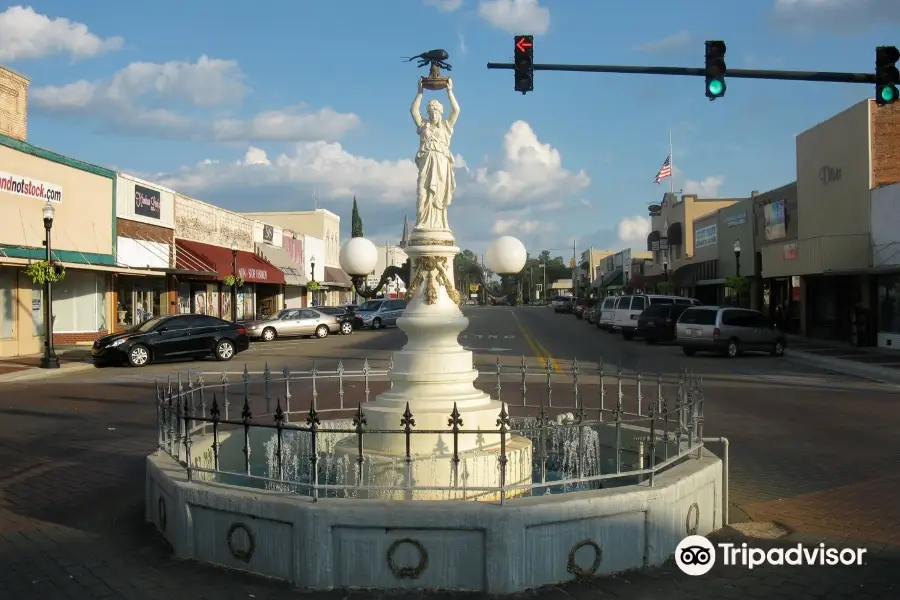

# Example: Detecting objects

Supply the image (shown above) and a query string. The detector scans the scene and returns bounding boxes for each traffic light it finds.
[514,35,534,94]
[875,46,899,105]
[705,40,727,100]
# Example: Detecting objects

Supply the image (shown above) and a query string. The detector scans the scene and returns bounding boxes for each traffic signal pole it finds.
[486,62,877,85]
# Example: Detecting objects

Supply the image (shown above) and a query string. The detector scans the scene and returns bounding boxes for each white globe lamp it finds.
[485,236,527,275]
[340,237,379,277]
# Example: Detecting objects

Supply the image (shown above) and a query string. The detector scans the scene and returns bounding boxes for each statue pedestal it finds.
[334,230,533,498]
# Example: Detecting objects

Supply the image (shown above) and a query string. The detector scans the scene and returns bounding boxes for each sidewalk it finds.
[0,346,96,383]
[784,335,900,384]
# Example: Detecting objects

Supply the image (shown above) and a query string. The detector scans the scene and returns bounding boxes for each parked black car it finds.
[635,304,692,343]
[91,314,250,367]
[317,306,356,334]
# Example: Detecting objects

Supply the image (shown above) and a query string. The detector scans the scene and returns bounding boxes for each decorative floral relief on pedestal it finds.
[405,256,461,305]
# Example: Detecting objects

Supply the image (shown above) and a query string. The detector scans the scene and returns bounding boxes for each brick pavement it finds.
[0,378,898,598]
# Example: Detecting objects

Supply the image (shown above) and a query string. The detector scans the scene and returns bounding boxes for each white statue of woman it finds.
[410,78,460,231]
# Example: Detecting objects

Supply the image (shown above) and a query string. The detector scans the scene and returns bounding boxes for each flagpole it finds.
[668,129,674,194]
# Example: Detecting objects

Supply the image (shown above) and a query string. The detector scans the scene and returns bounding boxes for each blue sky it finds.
[3,0,898,258]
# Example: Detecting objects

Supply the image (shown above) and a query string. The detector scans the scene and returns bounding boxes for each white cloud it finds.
[634,30,692,53]
[0,5,122,62]
[478,0,550,34]
[492,218,554,236]
[616,216,651,243]
[457,33,468,57]
[472,120,589,205]
[424,0,464,11]
[30,56,359,142]
[683,176,724,197]
[772,0,900,30]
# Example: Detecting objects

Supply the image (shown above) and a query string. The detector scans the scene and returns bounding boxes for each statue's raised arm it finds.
[445,78,460,128]
[410,79,424,128]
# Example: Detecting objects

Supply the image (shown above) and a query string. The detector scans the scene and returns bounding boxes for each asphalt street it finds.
[0,305,897,598]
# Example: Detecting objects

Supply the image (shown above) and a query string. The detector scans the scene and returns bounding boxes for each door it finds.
[189,315,227,355]
[387,300,405,325]
[298,309,321,335]
[614,297,633,328]
[277,309,304,336]
[627,295,647,326]
[151,316,198,359]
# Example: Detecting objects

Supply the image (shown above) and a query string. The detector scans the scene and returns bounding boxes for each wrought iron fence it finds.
[155,358,707,504]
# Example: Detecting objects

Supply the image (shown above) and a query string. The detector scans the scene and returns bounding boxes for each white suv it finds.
[612,294,700,340]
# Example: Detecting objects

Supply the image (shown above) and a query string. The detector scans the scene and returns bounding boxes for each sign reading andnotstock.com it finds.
[0,171,63,203]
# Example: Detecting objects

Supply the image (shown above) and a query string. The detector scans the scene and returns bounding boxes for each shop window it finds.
[116,278,165,328]
[0,269,15,339]
[878,276,900,334]
[52,271,108,333]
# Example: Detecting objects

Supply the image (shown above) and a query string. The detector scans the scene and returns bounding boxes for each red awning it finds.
[175,239,285,284]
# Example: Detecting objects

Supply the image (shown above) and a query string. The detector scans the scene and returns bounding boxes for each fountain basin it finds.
[147,441,722,593]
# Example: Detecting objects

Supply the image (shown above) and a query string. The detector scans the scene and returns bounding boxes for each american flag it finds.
[654,155,672,184]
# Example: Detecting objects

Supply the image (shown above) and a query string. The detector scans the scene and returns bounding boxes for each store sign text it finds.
[134,184,161,219]
[724,212,746,228]
[0,171,63,203]
[783,243,798,260]
[239,268,268,281]
[694,224,718,249]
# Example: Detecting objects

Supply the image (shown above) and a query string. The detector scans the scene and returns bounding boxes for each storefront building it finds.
[870,182,900,348]
[253,222,309,310]
[242,209,353,305]
[113,174,175,330]
[753,183,800,332]
[280,232,308,308]
[173,195,284,320]
[718,198,758,310]
[0,133,118,355]
[645,193,738,296]
[790,99,900,344]
[301,234,326,306]
[690,211,721,305]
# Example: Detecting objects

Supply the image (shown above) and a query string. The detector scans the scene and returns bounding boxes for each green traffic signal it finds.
[707,79,724,96]
[880,86,897,103]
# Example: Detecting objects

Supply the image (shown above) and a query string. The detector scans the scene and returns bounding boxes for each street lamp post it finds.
[662,256,669,284]
[40,201,60,369]
[231,243,239,322]
[310,255,316,306]
[733,239,742,306]
[539,263,546,301]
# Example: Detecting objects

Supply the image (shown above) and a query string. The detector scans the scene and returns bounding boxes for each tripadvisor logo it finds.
[675,535,867,576]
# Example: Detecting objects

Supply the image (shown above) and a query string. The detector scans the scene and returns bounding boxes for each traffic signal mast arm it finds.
[486,62,877,84]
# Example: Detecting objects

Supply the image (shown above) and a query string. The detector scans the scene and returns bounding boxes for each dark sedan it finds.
[91,314,250,367]
[636,303,691,343]
[317,306,356,335]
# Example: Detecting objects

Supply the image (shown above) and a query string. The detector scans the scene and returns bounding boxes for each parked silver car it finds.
[245,308,343,341]
[675,306,786,357]
[357,298,406,329]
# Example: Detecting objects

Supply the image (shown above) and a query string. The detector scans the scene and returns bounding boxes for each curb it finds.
[0,361,96,384]
[784,349,900,385]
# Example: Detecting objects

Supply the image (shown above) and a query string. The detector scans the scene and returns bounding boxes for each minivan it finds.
[357,298,407,329]
[613,295,701,339]
[675,306,786,357]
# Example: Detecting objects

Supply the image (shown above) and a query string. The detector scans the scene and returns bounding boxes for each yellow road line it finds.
[509,311,561,373]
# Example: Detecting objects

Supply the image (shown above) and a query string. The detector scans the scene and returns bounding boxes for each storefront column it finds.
[167,276,178,315]
[799,277,808,337]
[111,274,119,331]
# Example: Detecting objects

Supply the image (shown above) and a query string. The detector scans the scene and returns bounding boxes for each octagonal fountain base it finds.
[146,445,722,594]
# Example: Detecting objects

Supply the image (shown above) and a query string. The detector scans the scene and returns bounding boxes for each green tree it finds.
[351,196,364,238]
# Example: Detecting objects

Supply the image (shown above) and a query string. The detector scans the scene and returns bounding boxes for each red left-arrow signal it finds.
[515,36,533,53]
